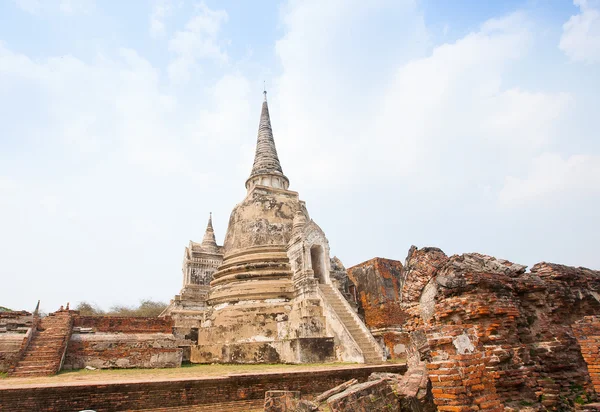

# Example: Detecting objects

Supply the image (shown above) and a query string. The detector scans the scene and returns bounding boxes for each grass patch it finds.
[0,372,7,379]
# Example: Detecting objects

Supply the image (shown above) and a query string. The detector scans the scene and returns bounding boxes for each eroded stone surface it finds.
[574,316,600,396]
[0,311,32,373]
[264,390,301,412]
[327,379,399,412]
[179,95,383,364]
[350,245,600,410]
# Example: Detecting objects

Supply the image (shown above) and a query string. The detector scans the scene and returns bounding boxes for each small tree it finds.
[107,300,168,317]
[75,301,104,316]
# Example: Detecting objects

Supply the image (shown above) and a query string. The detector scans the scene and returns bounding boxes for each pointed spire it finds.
[201,213,218,252]
[207,212,213,231]
[33,300,40,317]
[245,91,289,191]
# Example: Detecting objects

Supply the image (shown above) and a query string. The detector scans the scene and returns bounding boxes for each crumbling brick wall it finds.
[573,316,600,395]
[415,250,599,409]
[63,315,182,370]
[0,364,406,412]
[0,311,33,372]
[347,258,406,360]
[73,315,174,333]
[426,326,503,411]
[351,246,600,410]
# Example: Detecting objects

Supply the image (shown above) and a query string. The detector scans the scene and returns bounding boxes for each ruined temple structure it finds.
[162,91,385,364]
[346,249,600,410]
[3,92,600,411]
[2,307,182,377]
[161,214,224,338]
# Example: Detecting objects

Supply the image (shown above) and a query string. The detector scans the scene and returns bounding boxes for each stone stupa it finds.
[166,91,384,364]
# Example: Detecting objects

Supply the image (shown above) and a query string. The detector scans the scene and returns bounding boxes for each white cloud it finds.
[0,42,186,175]
[150,0,173,38]
[13,0,41,14]
[2,0,599,309]
[275,8,569,191]
[560,0,600,63]
[40,195,61,214]
[58,0,94,15]
[12,0,94,15]
[499,153,600,206]
[192,73,252,143]
[0,177,18,193]
[167,2,228,84]
[274,0,429,185]
[0,34,255,310]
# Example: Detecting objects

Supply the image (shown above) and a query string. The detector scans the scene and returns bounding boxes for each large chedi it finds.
[171,92,383,364]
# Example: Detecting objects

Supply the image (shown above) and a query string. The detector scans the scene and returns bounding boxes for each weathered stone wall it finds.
[348,257,403,311]
[0,311,33,372]
[0,364,406,412]
[0,334,27,373]
[574,316,600,396]
[347,258,407,360]
[63,333,182,370]
[426,326,503,411]
[328,379,399,412]
[412,250,599,409]
[73,315,174,333]
[62,315,181,370]
[352,246,600,410]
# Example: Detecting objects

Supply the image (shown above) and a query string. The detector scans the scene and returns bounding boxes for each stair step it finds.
[10,371,55,377]
[10,314,73,377]
[319,285,383,362]
[12,367,57,372]
[16,360,59,366]
[21,354,60,361]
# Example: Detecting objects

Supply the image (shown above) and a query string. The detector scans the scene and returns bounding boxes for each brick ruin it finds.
[1,92,599,412]
[0,310,34,373]
[346,247,600,410]
[2,310,181,376]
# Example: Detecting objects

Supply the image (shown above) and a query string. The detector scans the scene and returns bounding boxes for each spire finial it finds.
[202,212,218,251]
[245,92,289,191]
[263,81,267,101]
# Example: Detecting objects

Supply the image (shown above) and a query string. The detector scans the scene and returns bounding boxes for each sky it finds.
[1,0,599,313]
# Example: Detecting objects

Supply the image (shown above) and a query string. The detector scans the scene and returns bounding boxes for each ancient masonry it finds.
[2,309,181,377]
[161,91,385,364]
[1,92,600,411]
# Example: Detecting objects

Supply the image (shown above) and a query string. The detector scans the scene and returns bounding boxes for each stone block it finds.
[327,379,399,412]
[264,390,301,412]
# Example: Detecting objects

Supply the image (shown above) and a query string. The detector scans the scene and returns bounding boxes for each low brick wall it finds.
[74,316,174,333]
[0,311,34,372]
[574,316,600,396]
[63,333,182,370]
[0,334,26,372]
[63,316,181,370]
[0,364,406,412]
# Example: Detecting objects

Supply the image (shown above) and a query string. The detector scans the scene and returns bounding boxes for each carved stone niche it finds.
[288,219,333,299]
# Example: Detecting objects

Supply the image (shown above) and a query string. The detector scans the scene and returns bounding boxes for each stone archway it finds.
[310,245,327,284]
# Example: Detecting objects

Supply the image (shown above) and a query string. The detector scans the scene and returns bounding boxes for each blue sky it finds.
[1,0,599,313]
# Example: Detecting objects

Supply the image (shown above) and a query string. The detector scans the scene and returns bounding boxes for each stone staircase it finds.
[9,310,73,377]
[319,284,383,364]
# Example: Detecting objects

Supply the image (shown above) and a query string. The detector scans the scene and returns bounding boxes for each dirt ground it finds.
[0,362,376,388]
